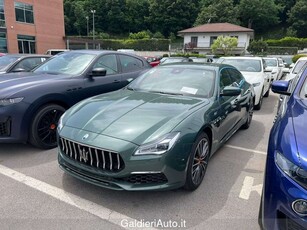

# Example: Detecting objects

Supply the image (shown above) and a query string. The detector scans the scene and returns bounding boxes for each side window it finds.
[12,57,43,71]
[93,54,118,75]
[119,55,143,73]
[220,69,233,91]
[227,68,244,87]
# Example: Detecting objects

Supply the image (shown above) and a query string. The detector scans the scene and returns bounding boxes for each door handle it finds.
[113,80,120,83]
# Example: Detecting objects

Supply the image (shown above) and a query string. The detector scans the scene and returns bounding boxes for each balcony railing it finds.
[185,42,247,49]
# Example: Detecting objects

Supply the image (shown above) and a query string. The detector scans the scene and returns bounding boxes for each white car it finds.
[218,57,271,110]
[263,57,284,81]
[285,57,307,81]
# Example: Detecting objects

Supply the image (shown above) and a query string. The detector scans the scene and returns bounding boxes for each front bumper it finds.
[0,102,30,143]
[58,127,191,191]
[262,152,307,230]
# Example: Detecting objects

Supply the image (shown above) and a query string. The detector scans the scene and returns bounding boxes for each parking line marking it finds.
[224,145,267,155]
[0,164,157,230]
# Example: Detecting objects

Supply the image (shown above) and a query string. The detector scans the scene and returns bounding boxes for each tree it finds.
[238,0,282,32]
[195,0,240,25]
[147,0,200,37]
[125,0,150,33]
[287,0,307,38]
[274,0,296,24]
[211,36,238,55]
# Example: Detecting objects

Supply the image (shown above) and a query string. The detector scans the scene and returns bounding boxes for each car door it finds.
[83,54,123,98]
[217,68,241,142]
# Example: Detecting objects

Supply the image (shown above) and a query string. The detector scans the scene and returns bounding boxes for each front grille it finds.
[0,118,11,136]
[277,210,306,230]
[120,173,168,184]
[59,137,125,172]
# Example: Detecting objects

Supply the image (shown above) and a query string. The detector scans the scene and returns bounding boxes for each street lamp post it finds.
[85,16,89,37]
[90,9,96,40]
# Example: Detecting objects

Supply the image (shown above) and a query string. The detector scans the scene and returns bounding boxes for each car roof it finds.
[297,57,307,61]
[222,56,263,60]
[158,62,234,70]
[3,54,51,58]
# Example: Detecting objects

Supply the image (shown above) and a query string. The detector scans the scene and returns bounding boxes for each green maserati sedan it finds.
[57,63,255,191]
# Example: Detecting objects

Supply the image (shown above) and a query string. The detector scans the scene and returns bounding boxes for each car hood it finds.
[240,72,263,84]
[63,89,209,145]
[0,72,69,98]
[291,99,307,170]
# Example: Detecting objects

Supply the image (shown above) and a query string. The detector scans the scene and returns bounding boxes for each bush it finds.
[292,54,307,63]
[152,32,165,39]
[266,47,298,55]
[266,37,307,49]
[128,31,151,39]
[247,40,268,54]
[100,39,170,51]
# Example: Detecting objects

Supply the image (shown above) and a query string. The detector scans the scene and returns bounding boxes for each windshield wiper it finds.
[148,90,183,96]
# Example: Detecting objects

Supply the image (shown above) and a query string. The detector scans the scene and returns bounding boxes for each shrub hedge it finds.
[100,39,170,51]
[292,54,307,63]
[266,37,307,50]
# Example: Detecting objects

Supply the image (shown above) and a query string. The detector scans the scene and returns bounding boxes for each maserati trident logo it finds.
[82,134,89,140]
[80,148,89,163]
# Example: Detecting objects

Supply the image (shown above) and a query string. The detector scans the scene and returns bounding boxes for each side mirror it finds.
[12,68,26,73]
[264,68,272,73]
[282,68,290,74]
[90,68,107,77]
[271,80,290,96]
[220,86,241,96]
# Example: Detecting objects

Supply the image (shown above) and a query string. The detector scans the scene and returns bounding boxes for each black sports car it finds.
[0,50,151,149]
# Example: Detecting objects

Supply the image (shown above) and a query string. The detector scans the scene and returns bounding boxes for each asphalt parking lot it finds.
[0,93,278,230]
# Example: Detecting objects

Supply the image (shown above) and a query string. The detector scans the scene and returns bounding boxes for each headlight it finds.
[57,113,65,131]
[0,97,24,106]
[252,82,261,87]
[275,151,307,189]
[134,132,180,155]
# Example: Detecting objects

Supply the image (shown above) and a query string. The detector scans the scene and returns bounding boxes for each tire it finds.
[184,132,210,191]
[29,104,65,149]
[254,88,264,110]
[241,99,254,129]
[264,88,270,98]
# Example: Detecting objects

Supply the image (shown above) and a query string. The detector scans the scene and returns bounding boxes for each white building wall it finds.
[183,32,251,48]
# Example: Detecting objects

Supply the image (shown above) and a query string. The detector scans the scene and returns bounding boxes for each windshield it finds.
[264,58,277,67]
[222,59,262,72]
[128,66,215,98]
[34,52,96,75]
[0,56,19,71]
[293,60,307,74]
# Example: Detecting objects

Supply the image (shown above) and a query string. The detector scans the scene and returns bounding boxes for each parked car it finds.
[45,49,69,56]
[263,57,283,81]
[259,64,307,230]
[159,57,193,65]
[0,54,50,74]
[0,50,151,149]
[285,56,307,81]
[57,63,254,191]
[144,56,160,67]
[218,57,271,110]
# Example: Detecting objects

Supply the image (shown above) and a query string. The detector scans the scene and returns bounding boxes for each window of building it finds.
[15,2,34,24]
[0,0,5,28]
[17,35,36,54]
[210,36,218,46]
[0,32,7,53]
[191,37,198,47]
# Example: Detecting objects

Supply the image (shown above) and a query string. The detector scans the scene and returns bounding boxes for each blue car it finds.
[259,65,307,229]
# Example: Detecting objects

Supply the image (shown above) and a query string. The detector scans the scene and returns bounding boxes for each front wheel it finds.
[254,88,264,110]
[184,133,210,191]
[241,99,254,129]
[29,104,65,149]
